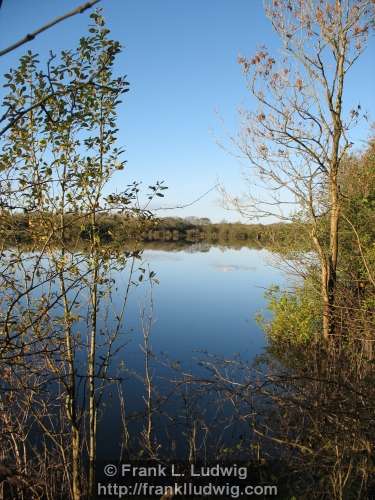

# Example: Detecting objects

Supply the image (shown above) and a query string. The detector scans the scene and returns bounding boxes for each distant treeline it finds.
[141,217,308,248]
[0,212,309,249]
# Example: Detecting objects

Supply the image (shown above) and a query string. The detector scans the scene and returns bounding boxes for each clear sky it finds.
[0,0,374,221]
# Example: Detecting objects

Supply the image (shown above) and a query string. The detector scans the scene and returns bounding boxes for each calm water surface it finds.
[98,245,286,457]
[118,246,284,362]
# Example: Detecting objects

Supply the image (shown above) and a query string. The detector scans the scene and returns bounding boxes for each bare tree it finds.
[223,0,374,338]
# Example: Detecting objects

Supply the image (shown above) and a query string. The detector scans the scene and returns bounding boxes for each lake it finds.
[95,244,286,459]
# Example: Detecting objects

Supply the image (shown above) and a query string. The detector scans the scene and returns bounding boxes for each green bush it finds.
[258,283,321,345]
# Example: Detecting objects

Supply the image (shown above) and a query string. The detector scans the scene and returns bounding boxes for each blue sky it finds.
[0,0,374,221]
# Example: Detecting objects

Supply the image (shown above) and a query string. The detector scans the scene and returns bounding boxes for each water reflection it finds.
[4,243,372,498]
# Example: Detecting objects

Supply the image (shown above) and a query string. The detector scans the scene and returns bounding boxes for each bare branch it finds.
[0,0,102,58]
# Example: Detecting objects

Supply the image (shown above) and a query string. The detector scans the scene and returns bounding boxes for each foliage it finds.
[231,0,375,338]
[253,139,375,497]
[258,282,321,346]
[262,138,375,346]
[1,211,312,251]
[0,10,163,500]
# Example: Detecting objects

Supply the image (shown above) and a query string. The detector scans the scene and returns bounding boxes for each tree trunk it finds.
[71,423,81,500]
[88,260,98,499]
[327,170,340,337]
[62,284,82,500]
[312,230,336,339]
[321,195,340,338]
[321,261,331,339]
[59,195,82,499]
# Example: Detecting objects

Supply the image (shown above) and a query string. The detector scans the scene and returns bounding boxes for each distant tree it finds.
[226,0,374,338]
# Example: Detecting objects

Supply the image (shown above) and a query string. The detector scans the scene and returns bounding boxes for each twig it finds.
[153,184,219,211]
[342,214,375,288]
[0,0,102,58]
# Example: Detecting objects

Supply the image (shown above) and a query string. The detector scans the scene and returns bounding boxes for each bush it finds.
[258,283,321,345]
